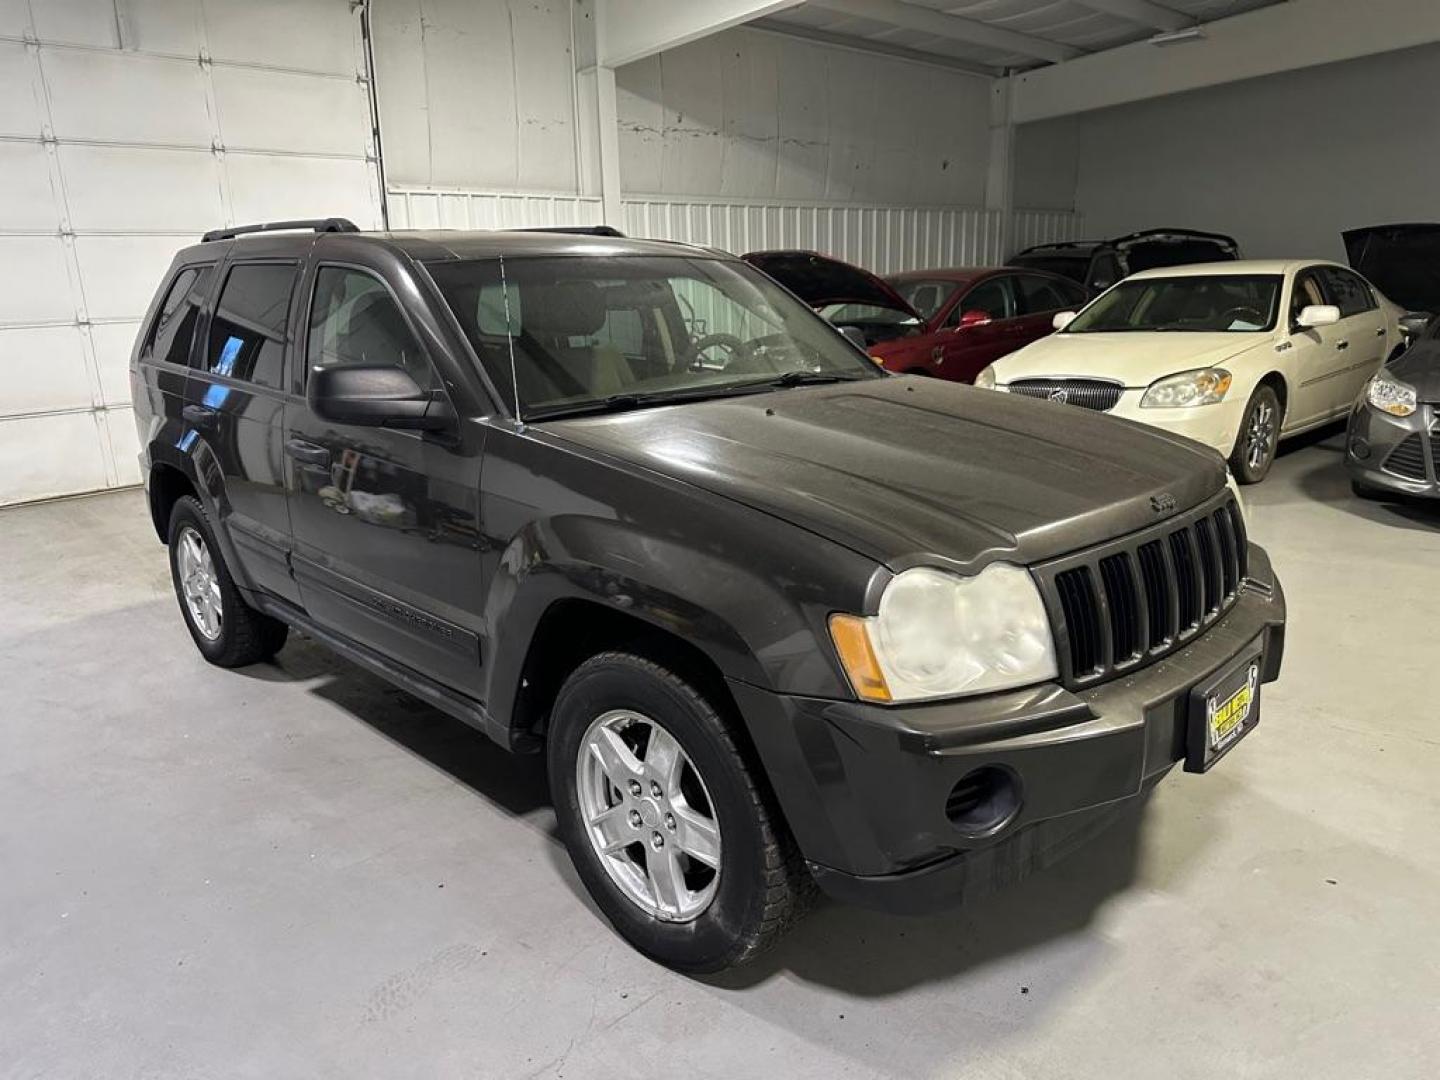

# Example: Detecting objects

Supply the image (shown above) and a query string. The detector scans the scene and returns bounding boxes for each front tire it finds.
[1229,384,1282,483]
[548,652,811,972]
[167,495,288,667]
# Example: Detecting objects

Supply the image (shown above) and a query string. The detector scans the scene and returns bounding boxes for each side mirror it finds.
[1053,311,1078,331]
[309,364,452,430]
[837,325,868,351]
[957,309,993,329]
[1398,311,1433,338]
[1295,304,1340,329]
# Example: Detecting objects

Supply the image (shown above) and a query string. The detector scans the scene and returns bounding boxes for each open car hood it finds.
[743,250,920,318]
[1343,224,1440,313]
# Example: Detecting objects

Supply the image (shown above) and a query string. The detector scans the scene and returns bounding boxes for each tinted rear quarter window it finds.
[142,265,214,367]
[204,263,298,389]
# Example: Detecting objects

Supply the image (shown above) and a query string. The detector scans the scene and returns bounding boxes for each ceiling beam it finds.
[1073,0,1190,32]
[1012,0,1440,122]
[593,0,805,68]
[809,0,1084,64]
[748,18,1001,76]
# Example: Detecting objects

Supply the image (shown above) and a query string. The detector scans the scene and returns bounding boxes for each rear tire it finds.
[548,652,812,972]
[1229,384,1282,484]
[167,495,288,667]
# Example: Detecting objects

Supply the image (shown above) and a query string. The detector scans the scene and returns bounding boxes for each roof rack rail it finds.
[201,218,360,243]
[518,226,626,238]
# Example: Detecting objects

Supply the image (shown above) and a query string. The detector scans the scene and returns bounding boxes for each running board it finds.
[254,597,530,752]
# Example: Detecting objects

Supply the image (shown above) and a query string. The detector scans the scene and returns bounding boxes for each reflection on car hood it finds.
[541,377,1223,570]
[995,332,1272,386]
[1387,339,1440,402]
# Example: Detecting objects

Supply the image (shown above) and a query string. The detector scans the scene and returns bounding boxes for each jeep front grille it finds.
[1008,379,1123,412]
[1032,491,1248,689]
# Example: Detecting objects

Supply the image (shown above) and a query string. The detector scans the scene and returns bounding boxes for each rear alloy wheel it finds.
[167,495,288,667]
[1230,384,1282,483]
[548,652,812,972]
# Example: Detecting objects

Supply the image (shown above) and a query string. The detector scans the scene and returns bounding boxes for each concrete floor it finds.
[2,428,1438,1079]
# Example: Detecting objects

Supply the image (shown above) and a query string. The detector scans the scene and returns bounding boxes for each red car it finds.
[744,251,1090,384]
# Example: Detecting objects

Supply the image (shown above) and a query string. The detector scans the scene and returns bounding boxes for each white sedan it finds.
[976,260,1403,481]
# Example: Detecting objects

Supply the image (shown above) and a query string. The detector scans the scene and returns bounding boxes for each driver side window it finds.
[950,277,1015,324]
[307,268,436,390]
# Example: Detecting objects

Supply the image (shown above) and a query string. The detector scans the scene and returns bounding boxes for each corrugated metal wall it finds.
[388,188,1084,269]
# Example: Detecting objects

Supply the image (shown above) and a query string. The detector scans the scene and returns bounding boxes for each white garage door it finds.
[0,0,384,506]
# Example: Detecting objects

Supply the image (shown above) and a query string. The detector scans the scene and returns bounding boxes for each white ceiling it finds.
[756,0,1288,74]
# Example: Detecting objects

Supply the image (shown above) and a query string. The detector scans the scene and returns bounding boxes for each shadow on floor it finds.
[242,636,551,819]
[239,635,1176,996]
[1284,423,1440,530]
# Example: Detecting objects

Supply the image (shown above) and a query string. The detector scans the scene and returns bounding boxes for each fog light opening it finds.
[945,766,1021,836]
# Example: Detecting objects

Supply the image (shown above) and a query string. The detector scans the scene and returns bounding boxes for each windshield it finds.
[1064,275,1283,334]
[428,255,883,419]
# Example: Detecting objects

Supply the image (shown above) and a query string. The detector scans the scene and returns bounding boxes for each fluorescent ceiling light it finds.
[1148,25,1206,46]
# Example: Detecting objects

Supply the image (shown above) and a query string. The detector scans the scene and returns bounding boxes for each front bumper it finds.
[999,385,1244,456]
[1344,400,1440,498]
[729,545,1286,915]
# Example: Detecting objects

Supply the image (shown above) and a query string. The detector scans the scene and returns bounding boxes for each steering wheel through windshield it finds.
[690,332,750,371]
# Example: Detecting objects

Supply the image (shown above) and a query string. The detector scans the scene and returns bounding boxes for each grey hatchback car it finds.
[1347,313,1440,499]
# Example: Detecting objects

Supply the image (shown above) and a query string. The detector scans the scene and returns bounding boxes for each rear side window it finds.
[142,265,213,367]
[1319,267,1376,318]
[1016,274,1071,314]
[306,267,434,389]
[204,263,298,389]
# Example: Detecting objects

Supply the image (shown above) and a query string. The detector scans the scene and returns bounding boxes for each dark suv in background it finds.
[132,219,1286,972]
[1011,228,1241,296]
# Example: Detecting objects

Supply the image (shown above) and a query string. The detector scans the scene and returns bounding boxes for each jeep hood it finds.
[995,332,1272,387]
[541,378,1224,570]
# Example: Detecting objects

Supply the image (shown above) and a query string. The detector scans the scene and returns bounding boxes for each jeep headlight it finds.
[829,564,1057,703]
[1140,368,1232,408]
[1365,372,1416,417]
[974,365,997,390]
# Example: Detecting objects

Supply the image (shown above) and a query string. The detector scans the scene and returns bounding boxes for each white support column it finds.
[573,0,622,227]
[985,76,1016,261]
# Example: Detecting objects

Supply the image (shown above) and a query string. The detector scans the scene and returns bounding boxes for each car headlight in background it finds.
[1365,372,1417,417]
[829,564,1058,703]
[974,365,997,390]
[1141,368,1232,408]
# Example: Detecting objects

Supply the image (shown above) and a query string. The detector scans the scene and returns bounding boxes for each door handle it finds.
[1336,340,1349,351]
[181,404,216,426]
[285,439,331,467]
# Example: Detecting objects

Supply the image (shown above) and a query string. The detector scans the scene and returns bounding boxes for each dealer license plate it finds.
[1185,646,1262,773]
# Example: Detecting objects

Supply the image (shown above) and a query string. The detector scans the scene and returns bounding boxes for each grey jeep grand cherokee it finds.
[132,219,1286,972]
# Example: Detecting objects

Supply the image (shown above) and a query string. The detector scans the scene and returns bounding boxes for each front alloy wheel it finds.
[1230,384,1282,483]
[577,710,722,922]
[548,652,812,972]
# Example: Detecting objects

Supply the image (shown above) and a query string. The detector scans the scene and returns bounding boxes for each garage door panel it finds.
[60,145,222,232]
[0,41,43,137]
[0,143,60,232]
[212,66,371,156]
[120,0,203,56]
[73,235,192,322]
[0,238,74,325]
[226,155,378,229]
[90,321,143,407]
[0,326,92,416]
[0,0,30,37]
[104,406,142,486]
[0,412,109,505]
[202,0,357,77]
[43,49,210,145]
[30,0,122,48]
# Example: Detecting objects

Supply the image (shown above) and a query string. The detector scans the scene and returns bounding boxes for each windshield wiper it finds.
[525,371,870,422]
[734,369,869,389]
